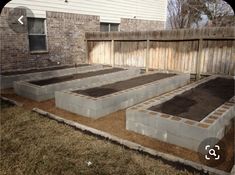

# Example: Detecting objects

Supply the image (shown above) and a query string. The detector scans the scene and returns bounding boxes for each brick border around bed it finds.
[14,66,140,102]
[55,72,190,118]
[1,64,103,89]
[126,75,235,151]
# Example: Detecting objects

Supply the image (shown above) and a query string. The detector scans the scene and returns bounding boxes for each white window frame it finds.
[28,17,48,54]
[100,22,120,32]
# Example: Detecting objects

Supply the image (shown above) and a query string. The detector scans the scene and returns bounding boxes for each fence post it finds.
[146,39,150,72]
[85,40,89,64]
[196,39,203,80]
[111,40,115,67]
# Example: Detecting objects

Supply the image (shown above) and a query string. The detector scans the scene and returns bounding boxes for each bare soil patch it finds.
[75,73,175,97]
[149,78,234,121]
[1,88,234,172]
[30,68,124,86]
[1,100,202,175]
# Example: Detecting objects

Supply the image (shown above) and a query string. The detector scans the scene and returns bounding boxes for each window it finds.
[100,23,109,32]
[28,18,47,52]
[100,23,119,32]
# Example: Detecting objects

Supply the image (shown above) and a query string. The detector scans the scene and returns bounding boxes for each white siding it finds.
[5,0,167,23]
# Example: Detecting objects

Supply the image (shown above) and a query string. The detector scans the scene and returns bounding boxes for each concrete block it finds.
[15,67,140,102]
[1,64,103,89]
[126,75,235,151]
[56,72,190,118]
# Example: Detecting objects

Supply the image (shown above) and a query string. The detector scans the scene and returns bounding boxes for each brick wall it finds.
[120,18,165,32]
[46,11,100,65]
[0,8,100,72]
[0,8,30,71]
[1,7,165,72]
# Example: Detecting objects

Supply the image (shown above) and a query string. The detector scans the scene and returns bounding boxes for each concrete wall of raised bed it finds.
[14,67,140,101]
[55,72,190,118]
[126,75,235,151]
[0,64,103,89]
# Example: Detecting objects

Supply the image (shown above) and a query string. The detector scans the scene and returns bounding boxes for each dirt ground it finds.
[76,73,175,97]
[150,77,234,121]
[1,89,234,173]
[30,68,124,86]
[1,100,201,175]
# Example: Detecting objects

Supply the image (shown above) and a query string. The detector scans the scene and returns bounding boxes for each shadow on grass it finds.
[0,99,15,109]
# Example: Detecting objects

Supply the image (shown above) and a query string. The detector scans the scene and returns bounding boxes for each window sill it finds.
[30,50,49,54]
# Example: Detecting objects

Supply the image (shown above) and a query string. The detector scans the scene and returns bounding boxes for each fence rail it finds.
[85,27,235,76]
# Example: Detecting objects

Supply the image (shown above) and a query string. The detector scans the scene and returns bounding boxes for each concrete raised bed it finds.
[14,67,140,102]
[55,71,190,118]
[126,75,235,151]
[1,64,103,89]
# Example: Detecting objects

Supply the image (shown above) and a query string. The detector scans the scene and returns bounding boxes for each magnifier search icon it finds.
[208,149,216,156]
[200,139,224,164]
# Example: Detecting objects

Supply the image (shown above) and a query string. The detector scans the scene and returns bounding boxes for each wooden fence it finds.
[85,27,235,77]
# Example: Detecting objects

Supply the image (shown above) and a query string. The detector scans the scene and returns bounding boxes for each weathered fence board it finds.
[86,27,235,75]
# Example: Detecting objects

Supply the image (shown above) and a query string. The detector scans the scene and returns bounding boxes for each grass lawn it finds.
[0,100,199,175]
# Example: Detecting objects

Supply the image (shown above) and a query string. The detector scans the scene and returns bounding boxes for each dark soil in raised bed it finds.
[74,73,175,97]
[1,64,89,76]
[149,78,234,121]
[30,68,124,86]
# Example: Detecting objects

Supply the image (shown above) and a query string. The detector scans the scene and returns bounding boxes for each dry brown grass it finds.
[0,101,199,175]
